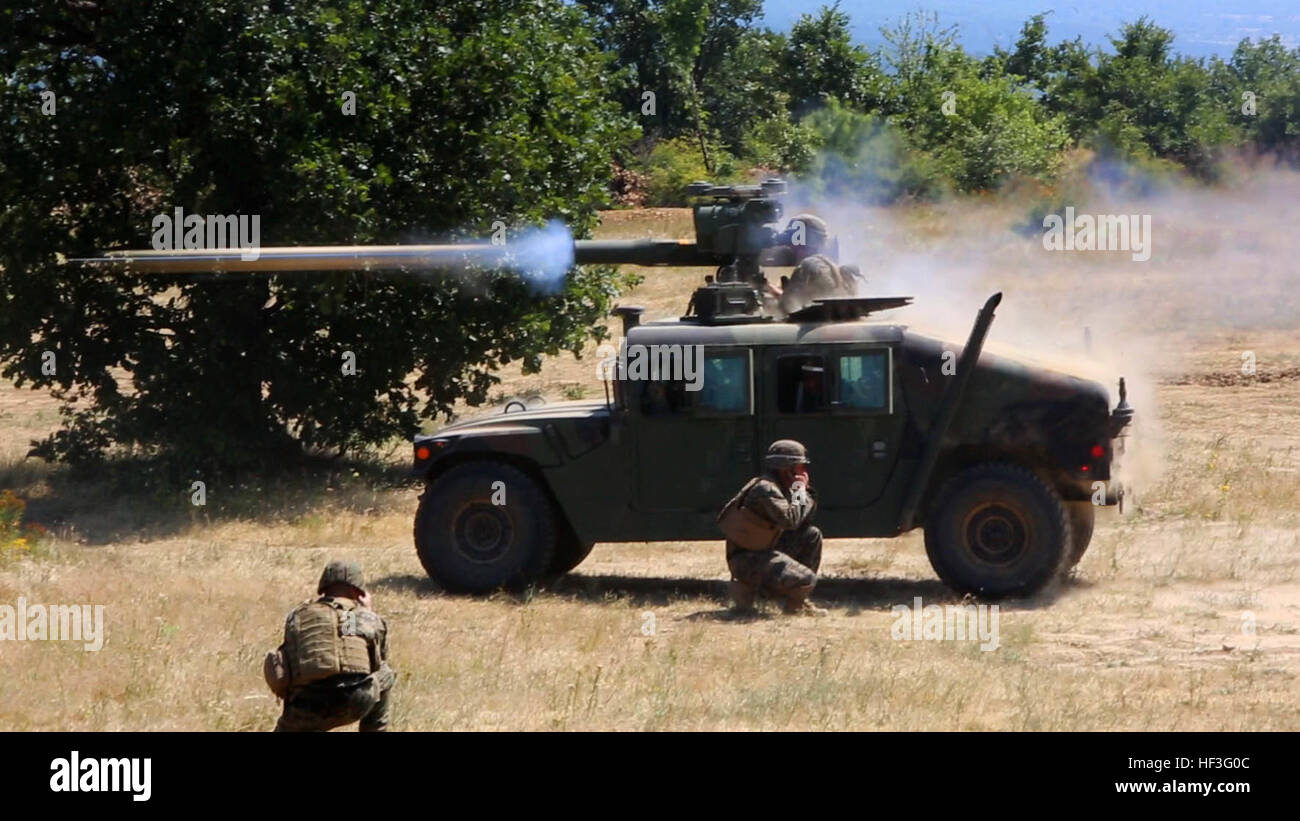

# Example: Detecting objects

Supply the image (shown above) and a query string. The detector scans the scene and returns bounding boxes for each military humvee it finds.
[78,176,1133,598]
[411,286,1134,598]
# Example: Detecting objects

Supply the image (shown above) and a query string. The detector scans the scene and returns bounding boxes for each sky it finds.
[761,1,1300,59]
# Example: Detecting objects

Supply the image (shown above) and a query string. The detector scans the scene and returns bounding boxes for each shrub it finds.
[0,490,46,563]
[640,137,742,206]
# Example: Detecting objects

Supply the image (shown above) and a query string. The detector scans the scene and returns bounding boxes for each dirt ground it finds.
[1,184,1298,731]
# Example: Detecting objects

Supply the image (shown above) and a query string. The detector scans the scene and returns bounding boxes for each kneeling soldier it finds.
[266,559,396,731]
[719,440,828,616]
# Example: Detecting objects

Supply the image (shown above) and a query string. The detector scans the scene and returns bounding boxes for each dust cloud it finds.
[784,157,1300,498]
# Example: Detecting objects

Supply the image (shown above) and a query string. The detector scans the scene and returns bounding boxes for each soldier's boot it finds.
[782,584,828,616]
[729,580,757,614]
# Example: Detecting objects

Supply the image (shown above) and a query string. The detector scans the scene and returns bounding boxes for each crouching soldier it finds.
[717,440,828,616]
[265,559,396,731]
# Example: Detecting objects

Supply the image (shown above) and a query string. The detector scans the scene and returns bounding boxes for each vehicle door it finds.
[633,346,756,512]
[760,345,905,509]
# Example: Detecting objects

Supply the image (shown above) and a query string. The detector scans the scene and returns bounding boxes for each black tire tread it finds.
[414,461,557,593]
[923,463,1072,599]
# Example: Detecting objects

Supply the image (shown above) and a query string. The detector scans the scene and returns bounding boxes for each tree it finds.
[881,12,1068,191]
[801,99,946,203]
[1038,36,1103,139]
[1036,17,1233,173]
[579,0,762,147]
[0,0,636,472]
[1212,36,1300,161]
[996,13,1053,89]
[783,3,885,116]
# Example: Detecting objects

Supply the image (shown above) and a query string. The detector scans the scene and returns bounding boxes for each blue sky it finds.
[761,1,1300,58]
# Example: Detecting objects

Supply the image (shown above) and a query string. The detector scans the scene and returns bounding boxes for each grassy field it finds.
[2,179,1299,731]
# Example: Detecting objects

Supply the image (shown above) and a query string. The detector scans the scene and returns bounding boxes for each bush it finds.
[0,490,46,563]
[739,112,819,173]
[800,100,947,203]
[1014,147,1183,236]
[640,137,742,206]
[880,14,1070,192]
[934,72,1070,190]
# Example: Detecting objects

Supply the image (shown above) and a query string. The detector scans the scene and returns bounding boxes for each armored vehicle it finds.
[78,177,1134,598]
[411,286,1134,598]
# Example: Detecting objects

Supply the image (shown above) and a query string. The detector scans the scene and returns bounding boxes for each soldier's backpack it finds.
[282,597,375,688]
[717,478,783,551]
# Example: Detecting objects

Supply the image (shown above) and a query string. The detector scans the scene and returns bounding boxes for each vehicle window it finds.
[837,351,888,410]
[639,378,690,417]
[696,352,749,413]
[777,355,828,414]
[640,350,750,416]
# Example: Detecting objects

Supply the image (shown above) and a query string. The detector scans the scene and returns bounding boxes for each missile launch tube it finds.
[74,244,512,274]
[571,239,715,267]
[74,239,727,274]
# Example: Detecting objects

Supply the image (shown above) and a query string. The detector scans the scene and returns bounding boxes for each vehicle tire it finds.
[1065,501,1095,568]
[548,528,595,576]
[414,462,557,593]
[924,463,1071,598]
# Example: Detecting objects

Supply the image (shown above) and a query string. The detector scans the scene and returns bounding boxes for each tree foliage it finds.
[783,3,886,116]
[1212,36,1300,161]
[4,2,1300,470]
[0,0,635,471]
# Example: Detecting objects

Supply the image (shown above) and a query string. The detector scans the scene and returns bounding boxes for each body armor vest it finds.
[285,597,375,687]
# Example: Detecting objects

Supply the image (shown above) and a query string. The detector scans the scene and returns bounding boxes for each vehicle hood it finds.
[431,399,611,435]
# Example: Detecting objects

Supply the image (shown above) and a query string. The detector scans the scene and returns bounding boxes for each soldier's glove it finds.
[373,663,396,692]
[790,481,811,507]
[263,648,291,699]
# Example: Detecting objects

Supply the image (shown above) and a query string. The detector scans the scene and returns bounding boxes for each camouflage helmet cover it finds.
[764,439,810,468]
[779,253,844,314]
[785,213,829,250]
[790,253,840,286]
[318,559,365,594]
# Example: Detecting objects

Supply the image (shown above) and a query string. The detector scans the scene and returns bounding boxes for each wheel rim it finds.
[963,502,1030,565]
[452,503,514,564]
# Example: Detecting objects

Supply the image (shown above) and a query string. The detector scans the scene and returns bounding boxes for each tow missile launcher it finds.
[70,180,1136,600]
[74,177,833,323]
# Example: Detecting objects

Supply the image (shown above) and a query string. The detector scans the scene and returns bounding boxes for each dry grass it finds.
[2,191,1300,731]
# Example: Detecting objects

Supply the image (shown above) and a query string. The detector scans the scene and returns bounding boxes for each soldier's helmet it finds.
[764,439,810,468]
[785,214,829,252]
[318,559,365,594]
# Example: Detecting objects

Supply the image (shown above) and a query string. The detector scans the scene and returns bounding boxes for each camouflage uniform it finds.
[725,441,825,613]
[725,472,823,596]
[274,561,395,732]
[779,253,851,314]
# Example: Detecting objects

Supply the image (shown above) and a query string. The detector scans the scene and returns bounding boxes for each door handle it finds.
[871,440,887,460]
